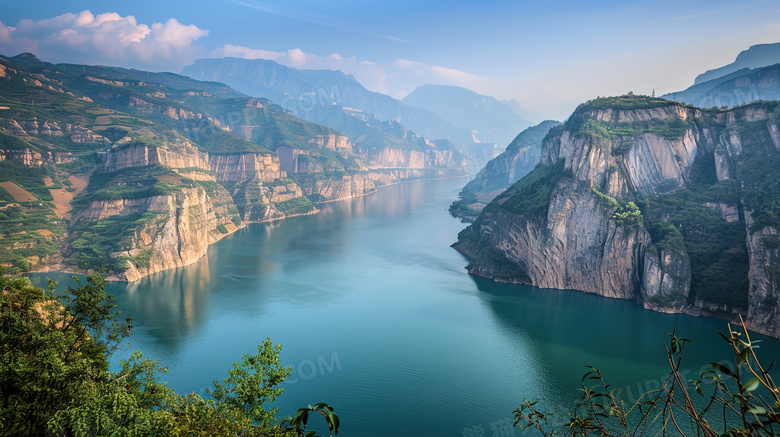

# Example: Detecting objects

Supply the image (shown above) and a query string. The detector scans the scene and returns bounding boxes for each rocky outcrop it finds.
[641,249,692,312]
[102,143,206,172]
[454,97,780,338]
[227,178,315,222]
[705,202,739,222]
[75,195,172,222]
[307,134,352,151]
[1,148,45,166]
[0,117,110,144]
[276,146,322,175]
[456,180,652,298]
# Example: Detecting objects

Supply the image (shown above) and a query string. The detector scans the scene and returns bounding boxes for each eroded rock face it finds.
[455,99,780,338]
[455,180,654,299]
[0,148,45,166]
[209,153,282,182]
[745,212,780,338]
[101,142,285,182]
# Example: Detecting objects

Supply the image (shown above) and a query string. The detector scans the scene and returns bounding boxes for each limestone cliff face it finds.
[101,142,284,182]
[102,142,209,172]
[355,146,463,169]
[641,249,692,312]
[273,129,463,202]
[88,141,315,281]
[454,97,780,337]
[294,173,377,202]
[78,185,243,282]
[209,153,282,181]
[306,134,352,151]
[227,178,315,222]
[0,148,45,166]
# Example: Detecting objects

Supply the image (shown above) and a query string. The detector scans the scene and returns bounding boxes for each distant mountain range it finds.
[665,42,780,108]
[665,63,780,108]
[402,84,532,147]
[181,58,476,150]
[181,57,545,159]
[694,42,780,85]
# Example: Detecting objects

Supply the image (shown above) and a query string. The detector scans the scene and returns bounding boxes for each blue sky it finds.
[1,0,779,119]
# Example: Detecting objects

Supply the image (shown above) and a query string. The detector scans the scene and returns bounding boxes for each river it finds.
[31,178,780,436]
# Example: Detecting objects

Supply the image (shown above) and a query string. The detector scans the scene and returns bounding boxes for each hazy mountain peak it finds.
[694,42,780,85]
[402,84,531,146]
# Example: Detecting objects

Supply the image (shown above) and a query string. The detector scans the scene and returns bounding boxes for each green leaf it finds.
[744,378,761,392]
[708,362,737,379]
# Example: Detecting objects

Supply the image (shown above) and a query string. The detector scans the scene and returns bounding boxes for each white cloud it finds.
[0,11,208,71]
[211,44,488,98]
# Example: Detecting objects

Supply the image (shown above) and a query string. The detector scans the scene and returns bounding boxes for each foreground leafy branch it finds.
[0,271,339,437]
[514,317,779,436]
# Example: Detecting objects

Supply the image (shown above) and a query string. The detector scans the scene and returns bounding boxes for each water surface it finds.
[32,178,780,436]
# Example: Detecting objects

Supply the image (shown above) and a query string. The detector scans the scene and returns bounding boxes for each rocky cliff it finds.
[454,96,780,337]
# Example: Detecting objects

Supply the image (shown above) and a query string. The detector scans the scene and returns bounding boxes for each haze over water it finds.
[32,178,780,436]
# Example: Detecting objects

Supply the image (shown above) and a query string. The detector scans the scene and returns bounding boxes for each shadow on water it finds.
[470,274,780,414]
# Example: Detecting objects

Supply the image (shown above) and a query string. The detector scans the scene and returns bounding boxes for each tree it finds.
[210,338,292,426]
[2,272,338,437]
[0,272,131,436]
[513,317,780,436]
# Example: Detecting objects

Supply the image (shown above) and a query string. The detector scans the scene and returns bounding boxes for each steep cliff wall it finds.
[455,177,653,298]
[454,96,780,337]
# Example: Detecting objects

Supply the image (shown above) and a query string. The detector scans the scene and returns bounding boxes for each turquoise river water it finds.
[31,178,780,436]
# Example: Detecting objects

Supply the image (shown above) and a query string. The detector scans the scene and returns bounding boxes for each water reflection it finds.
[121,257,215,350]
[471,275,780,411]
[107,180,453,351]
